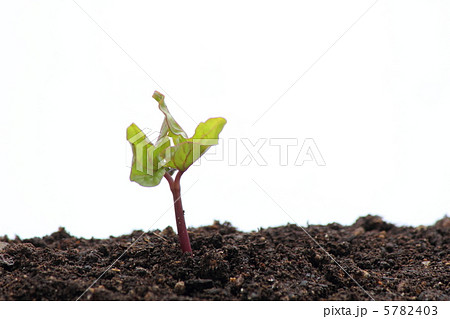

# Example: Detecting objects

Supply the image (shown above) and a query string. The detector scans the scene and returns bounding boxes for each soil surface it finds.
[0,215,448,301]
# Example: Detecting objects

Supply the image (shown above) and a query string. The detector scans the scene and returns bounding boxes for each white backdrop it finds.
[1,0,449,239]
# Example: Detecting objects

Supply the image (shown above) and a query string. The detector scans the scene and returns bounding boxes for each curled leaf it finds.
[152,91,187,143]
[126,123,169,187]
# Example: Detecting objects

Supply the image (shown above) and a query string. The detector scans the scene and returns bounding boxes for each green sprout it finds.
[127,91,226,253]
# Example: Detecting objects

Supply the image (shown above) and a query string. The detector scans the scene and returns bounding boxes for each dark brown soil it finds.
[0,215,448,301]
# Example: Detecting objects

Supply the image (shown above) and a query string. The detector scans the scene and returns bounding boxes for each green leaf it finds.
[152,91,188,143]
[129,164,167,187]
[170,117,227,171]
[126,123,169,187]
[190,117,227,152]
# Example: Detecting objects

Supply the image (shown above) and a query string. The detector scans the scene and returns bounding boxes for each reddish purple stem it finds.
[164,171,192,254]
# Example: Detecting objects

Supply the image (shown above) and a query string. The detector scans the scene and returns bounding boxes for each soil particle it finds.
[0,215,448,300]
[173,281,185,294]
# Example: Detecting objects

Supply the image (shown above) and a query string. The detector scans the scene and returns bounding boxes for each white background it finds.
[1,0,449,239]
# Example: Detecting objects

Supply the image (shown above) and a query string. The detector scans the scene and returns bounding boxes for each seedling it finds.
[127,91,226,253]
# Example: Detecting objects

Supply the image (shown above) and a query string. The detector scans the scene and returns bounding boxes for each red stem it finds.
[164,171,192,254]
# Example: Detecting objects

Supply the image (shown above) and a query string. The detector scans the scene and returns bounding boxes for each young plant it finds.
[127,91,226,254]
